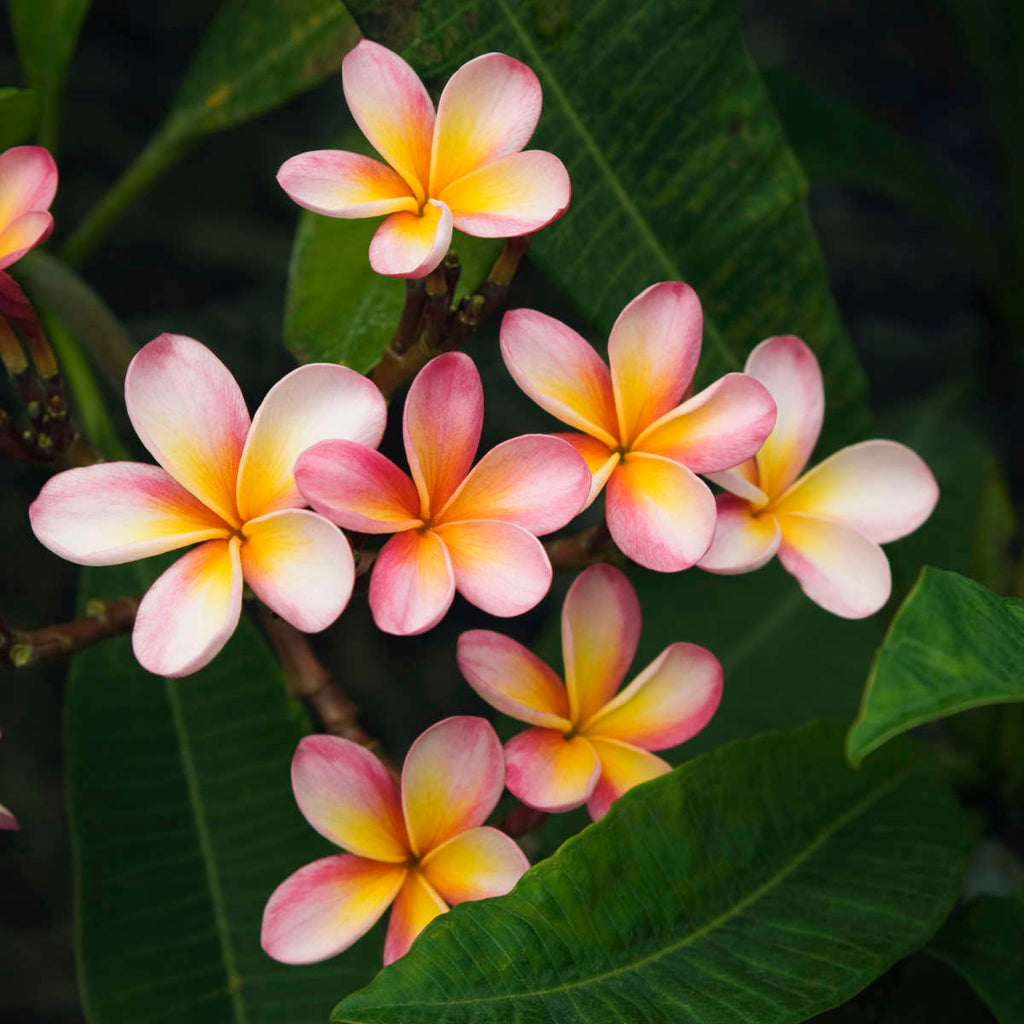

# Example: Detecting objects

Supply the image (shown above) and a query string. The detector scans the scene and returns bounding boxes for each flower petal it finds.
[605,453,717,571]
[276,150,418,218]
[776,513,892,619]
[236,362,387,521]
[586,738,671,821]
[0,802,19,831]
[561,564,641,725]
[770,440,939,544]
[368,199,453,279]
[125,334,250,527]
[383,872,448,965]
[0,211,54,270]
[0,146,57,226]
[697,493,781,574]
[295,440,422,534]
[240,509,354,632]
[30,463,230,565]
[705,459,769,507]
[369,529,455,636]
[457,629,571,730]
[552,432,620,508]
[745,335,824,500]
[504,728,601,813]
[291,734,408,862]
[421,826,529,905]
[435,519,553,618]
[402,716,505,857]
[261,854,406,966]
[429,53,542,196]
[608,282,703,446]
[500,308,619,445]
[131,538,243,678]
[342,40,434,202]
[403,351,482,517]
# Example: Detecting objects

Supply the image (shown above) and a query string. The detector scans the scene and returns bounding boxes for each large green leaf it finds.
[333,722,969,1024]
[67,562,380,1022]
[0,87,38,150]
[846,568,1024,766]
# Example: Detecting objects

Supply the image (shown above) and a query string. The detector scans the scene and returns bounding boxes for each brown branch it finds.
[498,801,549,838]
[544,520,621,571]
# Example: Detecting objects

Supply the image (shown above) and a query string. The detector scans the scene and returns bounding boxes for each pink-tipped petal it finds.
[605,453,717,571]
[369,529,455,636]
[552,432,620,508]
[0,146,57,225]
[276,150,418,218]
[435,519,553,618]
[421,826,529,905]
[745,335,824,499]
[125,334,250,527]
[29,463,230,565]
[401,716,505,857]
[776,513,892,619]
[561,564,641,725]
[261,854,406,966]
[240,509,354,632]
[500,309,619,445]
[429,53,542,196]
[697,494,781,574]
[504,728,601,813]
[383,872,448,965]
[586,738,671,821]
[403,352,483,517]
[342,40,434,202]
[770,440,939,544]
[236,363,387,521]
[0,211,54,269]
[368,200,453,279]
[131,537,243,678]
[291,734,408,862]
[0,802,19,831]
[608,282,703,446]
[457,629,571,730]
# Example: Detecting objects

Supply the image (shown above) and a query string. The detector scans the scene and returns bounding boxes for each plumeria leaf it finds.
[0,88,39,150]
[846,568,1024,766]
[332,721,969,1023]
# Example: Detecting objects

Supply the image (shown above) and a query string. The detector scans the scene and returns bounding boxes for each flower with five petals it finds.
[0,146,57,271]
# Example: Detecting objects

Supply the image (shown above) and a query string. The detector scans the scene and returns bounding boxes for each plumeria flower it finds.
[295,351,591,636]
[30,334,387,676]
[500,282,777,571]
[458,564,722,821]
[698,335,939,617]
[262,716,528,966]
[277,40,570,278]
[0,146,57,271]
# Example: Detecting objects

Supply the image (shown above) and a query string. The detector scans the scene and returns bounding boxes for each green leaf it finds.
[67,562,380,1022]
[333,722,969,1024]
[846,568,1024,766]
[0,87,38,149]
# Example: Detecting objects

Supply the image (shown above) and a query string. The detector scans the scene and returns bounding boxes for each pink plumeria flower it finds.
[295,351,591,636]
[698,335,939,617]
[30,334,387,676]
[262,716,528,966]
[500,282,778,571]
[0,146,57,271]
[458,565,722,822]
[277,40,570,278]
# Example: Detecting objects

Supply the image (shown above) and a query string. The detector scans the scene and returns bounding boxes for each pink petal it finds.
[745,335,824,500]
[0,802,19,831]
[236,362,387,521]
[561,564,641,725]
[770,440,939,544]
[457,629,571,730]
[0,146,57,225]
[30,463,230,565]
[586,738,671,821]
[403,352,483,517]
[383,872,448,965]
[261,854,406,965]
[131,538,243,677]
[420,826,529,905]
[504,728,601,813]
[276,150,418,218]
[240,509,354,632]
[342,40,434,202]
[294,440,423,534]
[0,270,35,324]
[500,308,619,445]
[368,199,452,278]
[552,432,620,509]
[608,282,703,446]
[697,493,781,574]
[0,211,54,270]
[776,513,892,619]
[125,334,250,528]
[369,529,455,636]
[291,734,408,862]
[401,716,505,857]
[605,453,717,571]
[705,459,769,507]
[429,53,542,196]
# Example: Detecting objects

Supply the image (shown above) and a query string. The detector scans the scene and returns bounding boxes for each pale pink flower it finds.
[0,146,56,271]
